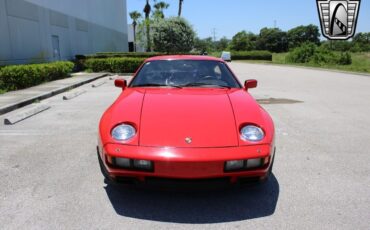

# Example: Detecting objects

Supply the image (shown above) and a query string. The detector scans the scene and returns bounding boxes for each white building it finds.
[0,0,128,65]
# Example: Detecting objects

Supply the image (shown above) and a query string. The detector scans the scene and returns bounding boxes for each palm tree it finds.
[143,0,152,51]
[129,11,141,52]
[178,0,184,17]
[153,1,169,19]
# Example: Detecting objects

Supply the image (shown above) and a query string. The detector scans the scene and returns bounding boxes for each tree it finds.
[178,0,184,17]
[153,1,169,19]
[152,17,195,53]
[230,31,257,51]
[194,37,214,53]
[129,11,142,52]
[216,37,230,51]
[143,0,152,51]
[351,32,370,52]
[287,24,320,49]
[353,32,370,44]
[321,40,352,52]
[256,27,288,53]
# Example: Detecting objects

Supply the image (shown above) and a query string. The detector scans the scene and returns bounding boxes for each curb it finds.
[62,89,86,100]
[4,103,50,125]
[0,73,109,115]
[92,80,106,88]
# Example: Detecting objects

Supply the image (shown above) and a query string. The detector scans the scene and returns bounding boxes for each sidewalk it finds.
[0,72,109,115]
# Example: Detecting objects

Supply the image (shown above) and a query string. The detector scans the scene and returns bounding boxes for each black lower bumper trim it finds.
[97,145,276,188]
[97,146,113,182]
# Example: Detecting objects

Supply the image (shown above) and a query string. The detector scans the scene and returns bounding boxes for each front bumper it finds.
[98,143,275,184]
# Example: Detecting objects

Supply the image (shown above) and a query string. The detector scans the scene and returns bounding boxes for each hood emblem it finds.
[185,137,192,144]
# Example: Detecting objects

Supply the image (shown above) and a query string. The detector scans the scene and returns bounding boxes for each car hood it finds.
[140,89,238,148]
[101,88,270,148]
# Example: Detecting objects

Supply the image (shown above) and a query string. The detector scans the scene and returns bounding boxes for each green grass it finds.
[239,52,370,74]
[209,52,221,58]
[272,53,289,64]
[334,52,370,73]
[0,89,6,94]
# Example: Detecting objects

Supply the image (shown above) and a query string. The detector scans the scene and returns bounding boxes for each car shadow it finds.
[104,174,279,224]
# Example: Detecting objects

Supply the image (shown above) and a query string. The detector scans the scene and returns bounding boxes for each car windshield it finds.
[130,60,241,88]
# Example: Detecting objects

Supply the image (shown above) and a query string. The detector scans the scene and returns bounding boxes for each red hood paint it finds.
[100,88,273,148]
[99,89,145,146]
[228,90,274,146]
[140,88,237,148]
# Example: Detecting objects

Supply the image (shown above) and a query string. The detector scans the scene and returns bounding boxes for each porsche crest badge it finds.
[185,137,192,144]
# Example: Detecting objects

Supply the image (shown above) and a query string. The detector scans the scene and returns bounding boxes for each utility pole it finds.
[212,28,217,42]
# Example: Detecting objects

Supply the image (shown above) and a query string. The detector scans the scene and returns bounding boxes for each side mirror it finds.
[244,79,257,91]
[114,79,127,90]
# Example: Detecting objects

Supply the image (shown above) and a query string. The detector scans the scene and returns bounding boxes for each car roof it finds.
[145,55,225,62]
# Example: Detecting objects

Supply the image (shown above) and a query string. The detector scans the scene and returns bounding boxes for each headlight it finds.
[111,124,136,141]
[240,125,264,141]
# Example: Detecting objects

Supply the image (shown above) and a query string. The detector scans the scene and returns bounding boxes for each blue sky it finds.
[127,0,370,39]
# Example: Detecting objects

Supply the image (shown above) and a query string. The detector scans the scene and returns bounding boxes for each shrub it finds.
[78,52,202,70]
[286,43,352,65]
[96,52,200,57]
[82,52,164,60]
[311,47,338,65]
[338,52,352,65]
[286,43,317,63]
[88,52,164,59]
[231,51,272,61]
[74,55,87,71]
[0,61,74,91]
[84,57,145,73]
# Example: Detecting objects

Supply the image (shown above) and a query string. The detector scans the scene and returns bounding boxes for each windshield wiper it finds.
[181,82,231,89]
[132,83,182,88]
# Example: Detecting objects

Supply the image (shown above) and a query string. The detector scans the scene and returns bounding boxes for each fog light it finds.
[133,159,153,171]
[246,158,263,169]
[225,160,244,171]
[114,157,131,168]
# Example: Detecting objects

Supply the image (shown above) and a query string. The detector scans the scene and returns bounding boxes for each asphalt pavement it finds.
[0,63,369,229]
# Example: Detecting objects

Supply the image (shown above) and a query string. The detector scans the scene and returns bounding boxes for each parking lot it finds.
[0,62,369,229]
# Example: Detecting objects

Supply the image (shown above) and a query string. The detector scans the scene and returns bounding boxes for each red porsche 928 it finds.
[97,55,275,186]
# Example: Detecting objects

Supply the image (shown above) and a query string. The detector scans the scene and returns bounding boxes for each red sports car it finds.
[97,55,275,186]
